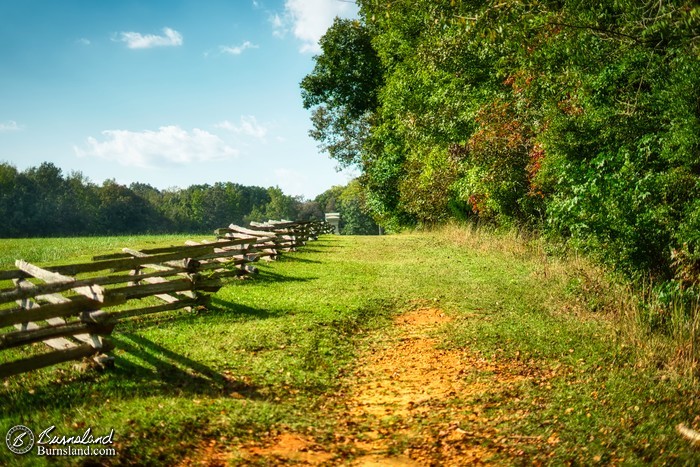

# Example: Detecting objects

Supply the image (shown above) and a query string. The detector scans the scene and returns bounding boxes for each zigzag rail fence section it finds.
[0,220,334,379]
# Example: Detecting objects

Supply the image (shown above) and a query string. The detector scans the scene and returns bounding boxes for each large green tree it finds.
[302,0,700,281]
[301,18,384,167]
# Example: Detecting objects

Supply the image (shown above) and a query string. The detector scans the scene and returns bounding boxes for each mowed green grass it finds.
[0,231,698,465]
[0,235,198,270]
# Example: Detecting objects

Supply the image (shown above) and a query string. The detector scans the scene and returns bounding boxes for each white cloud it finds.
[215,116,268,140]
[0,120,23,132]
[118,27,183,49]
[219,41,259,55]
[77,38,91,46]
[280,0,358,53]
[270,13,286,38]
[74,126,237,168]
[274,168,308,196]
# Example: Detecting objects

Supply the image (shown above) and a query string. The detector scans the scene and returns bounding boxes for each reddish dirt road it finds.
[184,307,542,465]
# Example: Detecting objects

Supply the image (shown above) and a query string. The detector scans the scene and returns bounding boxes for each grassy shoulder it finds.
[0,229,698,465]
[409,227,699,464]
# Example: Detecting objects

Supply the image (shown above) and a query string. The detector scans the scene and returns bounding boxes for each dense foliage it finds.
[302,1,700,284]
[0,161,380,238]
[0,162,309,237]
[315,179,380,235]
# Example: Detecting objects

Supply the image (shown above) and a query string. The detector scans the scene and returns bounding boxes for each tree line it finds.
[301,0,699,285]
[0,161,378,237]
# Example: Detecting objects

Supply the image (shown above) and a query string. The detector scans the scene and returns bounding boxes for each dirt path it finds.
[335,307,495,466]
[185,307,541,465]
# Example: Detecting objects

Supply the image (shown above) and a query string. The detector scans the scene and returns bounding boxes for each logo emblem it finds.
[6,425,34,455]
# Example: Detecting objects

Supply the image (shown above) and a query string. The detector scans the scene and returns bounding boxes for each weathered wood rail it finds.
[217,220,331,252]
[0,220,331,378]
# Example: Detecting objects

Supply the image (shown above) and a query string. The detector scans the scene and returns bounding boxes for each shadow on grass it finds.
[252,270,317,283]
[277,256,322,264]
[303,240,339,247]
[0,335,263,418]
[207,299,280,320]
[112,334,261,397]
[296,248,335,254]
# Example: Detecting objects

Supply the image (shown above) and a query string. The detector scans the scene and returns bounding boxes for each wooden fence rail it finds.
[0,220,331,378]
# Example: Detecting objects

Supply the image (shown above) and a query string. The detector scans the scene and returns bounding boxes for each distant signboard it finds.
[324,212,340,234]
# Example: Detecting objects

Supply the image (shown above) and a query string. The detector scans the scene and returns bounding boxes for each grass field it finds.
[0,235,197,270]
[0,230,698,465]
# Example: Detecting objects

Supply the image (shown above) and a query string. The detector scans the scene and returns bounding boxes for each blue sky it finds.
[0,0,358,198]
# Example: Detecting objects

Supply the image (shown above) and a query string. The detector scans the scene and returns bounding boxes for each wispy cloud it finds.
[76,38,91,46]
[219,41,259,56]
[270,13,287,38]
[117,27,183,49]
[277,0,358,53]
[215,116,268,140]
[274,168,308,196]
[0,120,23,132]
[75,126,237,168]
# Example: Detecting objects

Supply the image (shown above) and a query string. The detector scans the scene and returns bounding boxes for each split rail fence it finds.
[0,220,332,378]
